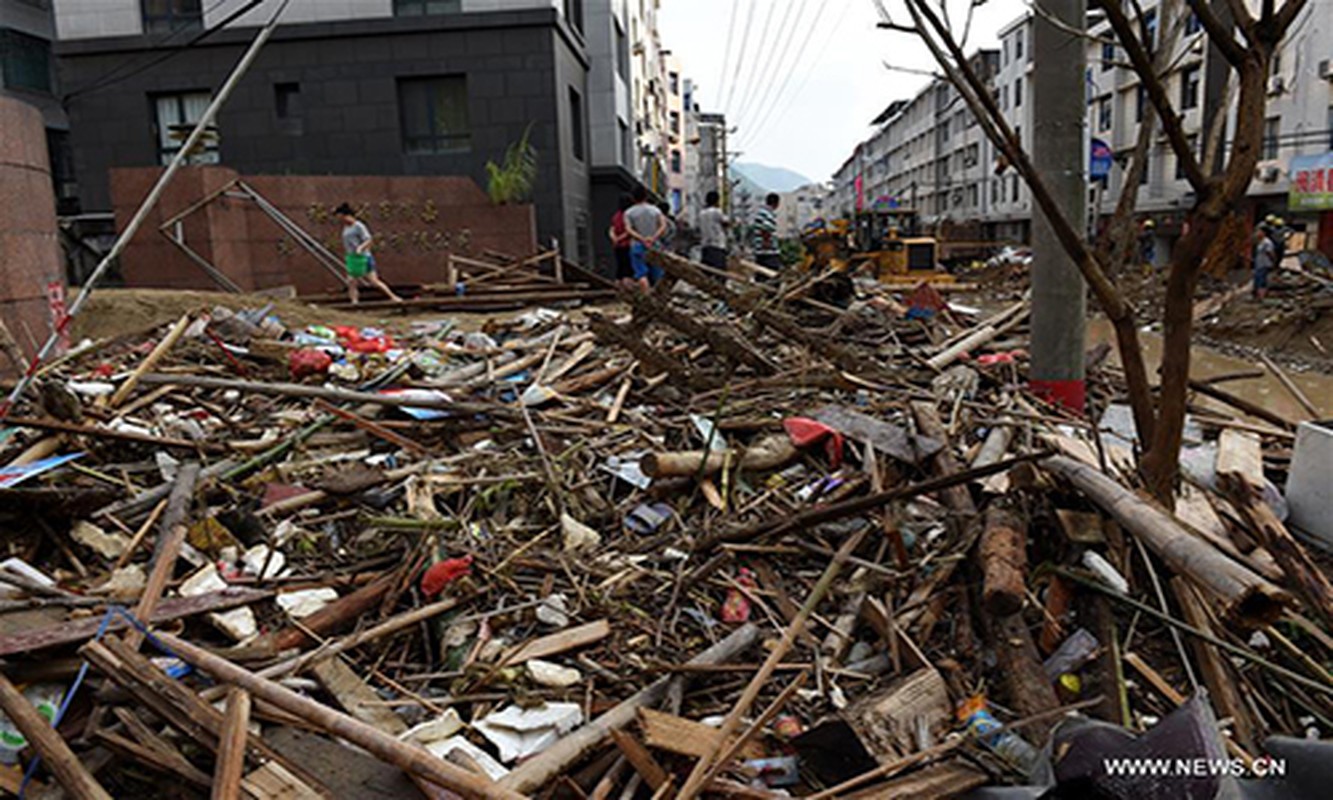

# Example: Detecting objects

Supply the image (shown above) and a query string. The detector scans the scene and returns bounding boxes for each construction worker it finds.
[1264,215,1290,265]
[1138,219,1157,273]
[335,203,403,305]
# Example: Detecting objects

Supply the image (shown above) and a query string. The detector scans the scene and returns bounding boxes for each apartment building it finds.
[2,0,75,211]
[662,50,685,214]
[776,182,829,238]
[53,0,592,258]
[832,3,1333,259]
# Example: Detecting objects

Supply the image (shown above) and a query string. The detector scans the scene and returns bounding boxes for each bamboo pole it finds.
[211,689,251,800]
[0,672,113,800]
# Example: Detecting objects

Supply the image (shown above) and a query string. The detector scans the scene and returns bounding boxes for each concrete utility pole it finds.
[1029,0,1088,412]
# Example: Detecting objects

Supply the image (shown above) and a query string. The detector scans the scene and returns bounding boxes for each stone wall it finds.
[109,166,537,296]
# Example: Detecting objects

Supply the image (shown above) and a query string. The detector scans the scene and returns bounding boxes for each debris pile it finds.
[0,248,1327,799]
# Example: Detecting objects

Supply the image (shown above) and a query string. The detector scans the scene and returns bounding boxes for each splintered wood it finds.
[0,243,1325,799]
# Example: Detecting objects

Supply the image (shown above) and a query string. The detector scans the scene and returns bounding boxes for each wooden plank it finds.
[1215,429,1264,487]
[638,709,762,761]
[213,688,252,800]
[504,619,611,664]
[311,657,408,735]
[0,587,269,656]
[609,729,670,791]
[844,762,987,800]
[110,313,192,407]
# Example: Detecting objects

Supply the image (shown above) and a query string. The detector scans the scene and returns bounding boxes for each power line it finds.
[739,0,850,150]
[730,0,782,120]
[734,0,815,131]
[732,0,805,127]
[65,0,263,100]
[715,0,742,109]
[723,0,759,112]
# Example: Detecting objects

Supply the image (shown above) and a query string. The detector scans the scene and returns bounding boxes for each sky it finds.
[657,0,1029,183]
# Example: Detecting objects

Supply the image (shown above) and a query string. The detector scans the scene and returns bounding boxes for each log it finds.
[970,423,1015,494]
[641,434,798,478]
[980,504,1027,616]
[137,373,504,415]
[1188,379,1297,430]
[154,632,524,800]
[0,671,113,800]
[1,416,227,452]
[212,689,251,800]
[110,313,191,407]
[926,325,999,371]
[1042,455,1291,626]
[498,624,759,793]
[127,461,201,650]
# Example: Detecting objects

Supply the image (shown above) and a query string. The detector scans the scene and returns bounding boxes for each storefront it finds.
[1289,152,1333,258]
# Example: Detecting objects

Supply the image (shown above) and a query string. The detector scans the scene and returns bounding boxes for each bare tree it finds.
[882,0,1308,501]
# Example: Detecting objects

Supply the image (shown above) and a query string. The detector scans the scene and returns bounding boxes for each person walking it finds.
[699,191,730,269]
[1252,225,1275,301]
[752,193,782,272]
[336,203,403,305]
[1138,218,1156,274]
[624,186,667,291]
[608,193,633,287]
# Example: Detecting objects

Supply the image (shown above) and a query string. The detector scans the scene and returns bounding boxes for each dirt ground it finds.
[68,288,552,342]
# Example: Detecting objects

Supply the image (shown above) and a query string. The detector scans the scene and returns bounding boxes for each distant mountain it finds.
[732,163,813,193]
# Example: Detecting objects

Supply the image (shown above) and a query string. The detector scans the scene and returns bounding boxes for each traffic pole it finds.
[1028,0,1088,412]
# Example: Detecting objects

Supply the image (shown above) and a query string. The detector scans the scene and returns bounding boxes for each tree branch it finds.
[1096,0,1211,196]
[1184,0,1245,64]
[1272,0,1309,36]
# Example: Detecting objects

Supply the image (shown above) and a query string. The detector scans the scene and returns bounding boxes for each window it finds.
[1101,41,1116,71]
[1139,152,1150,184]
[1185,12,1202,35]
[1001,85,1009,110]
[1136,85,1146,122]
[0,28,51,94]
[1003,40,1009,66]
[619,119,631,166]
[991,178,999,205]
[670,110,680,134]
[562,0,583,34]
[1177,134,1198,179]
[671,189,682,213]
[1015,28,1024,61]
[398,76,470,154]
[1262,117,1279,160]
[615,23,629,80]
[141,0,203,34]
[1144,10,1158,49]
[669,72,679,96]
[1014,78,1023,107]
[1098,97,1112,131]
[1180,66,1200,110]
[46,128,78,214]
[1011,174,1019,202]
[568,87,584,161]
[274,83,301,119]
[153,91,217,165]
[394,0,461,15]
[969,184,979,207]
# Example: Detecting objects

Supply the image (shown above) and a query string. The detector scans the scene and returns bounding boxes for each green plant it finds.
[486,123,538,205]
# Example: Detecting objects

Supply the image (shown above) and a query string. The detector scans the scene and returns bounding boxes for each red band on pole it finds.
[1030,378,1086,414]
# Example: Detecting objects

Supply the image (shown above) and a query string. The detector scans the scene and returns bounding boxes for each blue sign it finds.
[1090,138,1114,180]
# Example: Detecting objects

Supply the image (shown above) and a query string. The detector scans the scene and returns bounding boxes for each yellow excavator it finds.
[801,207,951,285]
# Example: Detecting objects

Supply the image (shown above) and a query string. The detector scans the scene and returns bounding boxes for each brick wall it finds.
[0,97,65,363]
[110,166,537,296]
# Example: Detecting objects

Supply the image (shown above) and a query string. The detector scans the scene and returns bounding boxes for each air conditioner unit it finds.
[1257,165,1280,183]
[1320,59,1333,80]
[1267,75,1285,96]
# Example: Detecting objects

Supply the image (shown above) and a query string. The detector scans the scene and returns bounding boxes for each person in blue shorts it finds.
[623,186,667,291]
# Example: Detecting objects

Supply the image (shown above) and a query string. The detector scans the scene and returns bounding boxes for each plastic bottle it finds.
[0,684,64,765]
[957,695,1044,777]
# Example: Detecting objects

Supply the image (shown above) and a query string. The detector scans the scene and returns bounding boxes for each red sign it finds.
[45,282,69,353]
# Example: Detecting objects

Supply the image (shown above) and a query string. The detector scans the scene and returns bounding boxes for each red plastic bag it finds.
[782,417,845,468]
[288,348,332,379]
[421,555,473,598]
